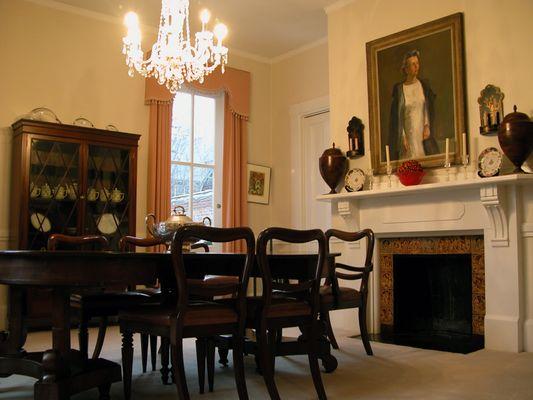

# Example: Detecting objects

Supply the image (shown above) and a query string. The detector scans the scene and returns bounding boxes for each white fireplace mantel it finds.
[317,174,533,352]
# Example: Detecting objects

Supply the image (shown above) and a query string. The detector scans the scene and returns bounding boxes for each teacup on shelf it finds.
[99,188,111,202]
[41,183,53,199]
[54,185,67,200]
[87,188,99,202]
[66,183,78,200]
[30,183,41,198]
[110,188,125,203]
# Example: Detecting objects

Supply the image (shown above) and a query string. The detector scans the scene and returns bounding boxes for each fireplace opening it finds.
[380,253,484,353]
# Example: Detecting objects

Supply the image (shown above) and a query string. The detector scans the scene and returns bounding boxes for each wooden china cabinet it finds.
[10,119,140,328]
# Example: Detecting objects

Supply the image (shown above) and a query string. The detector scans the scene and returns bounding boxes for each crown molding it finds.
[324,0,357,15]
[24,0,158,33]
[23,0,330,65]
[229,48,271,65]
[270,37,328,64]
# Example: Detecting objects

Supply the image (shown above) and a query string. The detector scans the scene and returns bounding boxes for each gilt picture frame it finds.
[247,163,271,204]
[366,13,467,174]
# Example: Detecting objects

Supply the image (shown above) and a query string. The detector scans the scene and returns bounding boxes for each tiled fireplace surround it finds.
[320,175,533,352]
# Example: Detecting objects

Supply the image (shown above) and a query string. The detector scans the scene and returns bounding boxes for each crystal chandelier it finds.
[122,0,228,94]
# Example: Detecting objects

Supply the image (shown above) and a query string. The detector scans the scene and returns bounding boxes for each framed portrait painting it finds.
[366,13,467,174]
[247,163,271,204]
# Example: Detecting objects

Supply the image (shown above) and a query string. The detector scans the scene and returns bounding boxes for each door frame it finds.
[289,96,330,231]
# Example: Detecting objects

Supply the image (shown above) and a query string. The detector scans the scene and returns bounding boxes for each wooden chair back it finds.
[47,234,109,251]
[119,236,168,252]
[256,227,326,318]
[171,225,254,311]
[324,228,374,296]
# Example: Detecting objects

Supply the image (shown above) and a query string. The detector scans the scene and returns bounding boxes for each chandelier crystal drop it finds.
[122,0,228,94]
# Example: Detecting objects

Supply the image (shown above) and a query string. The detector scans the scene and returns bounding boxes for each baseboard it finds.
[523,319,533,352]
[484,314,522,352]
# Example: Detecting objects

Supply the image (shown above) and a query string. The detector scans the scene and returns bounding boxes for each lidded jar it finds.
[319,143,347,194]
[498,105,533,173]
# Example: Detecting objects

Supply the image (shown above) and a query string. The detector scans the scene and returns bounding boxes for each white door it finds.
[301,111,331,233]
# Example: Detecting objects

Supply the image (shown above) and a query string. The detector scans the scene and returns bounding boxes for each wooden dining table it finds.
[0,250,339,400]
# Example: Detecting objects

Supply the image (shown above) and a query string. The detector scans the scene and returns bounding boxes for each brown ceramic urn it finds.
[319,143,347,194]
[498,105,533,173]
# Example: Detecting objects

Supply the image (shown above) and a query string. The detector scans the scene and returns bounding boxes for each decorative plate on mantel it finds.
[344,168,365,192]
[478,147,502,177]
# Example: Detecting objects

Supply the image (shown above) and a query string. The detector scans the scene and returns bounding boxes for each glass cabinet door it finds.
[86,144,131,249]
[28,139,81,249]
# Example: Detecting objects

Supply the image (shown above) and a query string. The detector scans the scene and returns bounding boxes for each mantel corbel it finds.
[480,184,509,247]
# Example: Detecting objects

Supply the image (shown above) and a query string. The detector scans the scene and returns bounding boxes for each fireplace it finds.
[379,236,485,353]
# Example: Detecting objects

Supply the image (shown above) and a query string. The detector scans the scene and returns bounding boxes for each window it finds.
[170,91,223,225]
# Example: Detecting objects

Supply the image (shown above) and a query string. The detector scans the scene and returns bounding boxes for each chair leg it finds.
[195,338,206,394]
[359,303,373,356]
[322,311,339,350]
[171,341,190,400]
[140,333,149,373]
[92,316,108,359]
[257,322,280,400]
[232,333,249,400]
[160,337,171,385]
[206,338,215,392]
[150,335,158,371]
[307,323,327,400]
[78,315,89,359]
[121,329,134,400]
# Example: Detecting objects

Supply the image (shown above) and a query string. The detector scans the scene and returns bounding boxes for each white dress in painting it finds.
[400,79,428,159]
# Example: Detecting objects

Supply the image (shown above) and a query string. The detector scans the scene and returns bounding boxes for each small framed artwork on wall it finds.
[247,163,271,204]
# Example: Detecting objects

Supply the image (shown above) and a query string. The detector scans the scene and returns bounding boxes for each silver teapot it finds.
[145,206,211,243]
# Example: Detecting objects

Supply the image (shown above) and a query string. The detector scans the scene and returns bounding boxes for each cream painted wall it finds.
[0,0,273,238]
[270,43,330,227]
[327,0,533,349]
[0,0,273,328]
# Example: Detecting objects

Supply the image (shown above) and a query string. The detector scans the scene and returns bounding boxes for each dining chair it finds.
[249,227,327,400]
[320,228,374,355]
[119,225,254,400]
[47,233,152,360]
[119,235,168,373]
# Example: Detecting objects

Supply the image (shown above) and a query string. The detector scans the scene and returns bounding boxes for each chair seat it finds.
[70,291,151,311]
[246,296,311,320]
[119,302,238,327]
[320,286,361,310]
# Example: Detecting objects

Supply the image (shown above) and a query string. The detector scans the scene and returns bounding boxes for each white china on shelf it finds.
[66,182,78,200]
[111,188,125,203]
[344,168,366,192]
[41,183,52,199]
[30,183,41,198]
[99,188,111,202]
[73,117,94,128]
[30,212,51,232]
[54,185,67,200]
[97,213,118,235]
[87,188,99,202]
[28,107,61,123]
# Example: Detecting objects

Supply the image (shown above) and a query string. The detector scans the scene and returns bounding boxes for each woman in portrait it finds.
[389,49,439,160]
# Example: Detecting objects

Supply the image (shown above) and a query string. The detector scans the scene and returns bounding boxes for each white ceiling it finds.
[52,0,340,60]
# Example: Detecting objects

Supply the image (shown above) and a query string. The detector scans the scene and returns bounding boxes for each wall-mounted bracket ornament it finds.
[480,184,509,247]
[478,84,504,135]
[346,116,365,158]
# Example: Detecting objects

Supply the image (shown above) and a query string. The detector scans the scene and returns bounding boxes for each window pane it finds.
[192,167,213,222]
[172,92,192,162]
[170,164,190,215]
[193,95,215,165]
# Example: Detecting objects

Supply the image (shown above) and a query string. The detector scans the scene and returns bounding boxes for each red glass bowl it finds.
[397,170,425,186]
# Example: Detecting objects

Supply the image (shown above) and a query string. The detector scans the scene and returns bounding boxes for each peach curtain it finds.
[145,67,250,252]
[145,99,172,251]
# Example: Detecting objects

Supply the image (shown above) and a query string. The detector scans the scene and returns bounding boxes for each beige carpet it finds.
[1,326,533,399]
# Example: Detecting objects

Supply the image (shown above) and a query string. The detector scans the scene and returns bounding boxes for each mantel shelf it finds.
[316,173,533,202]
